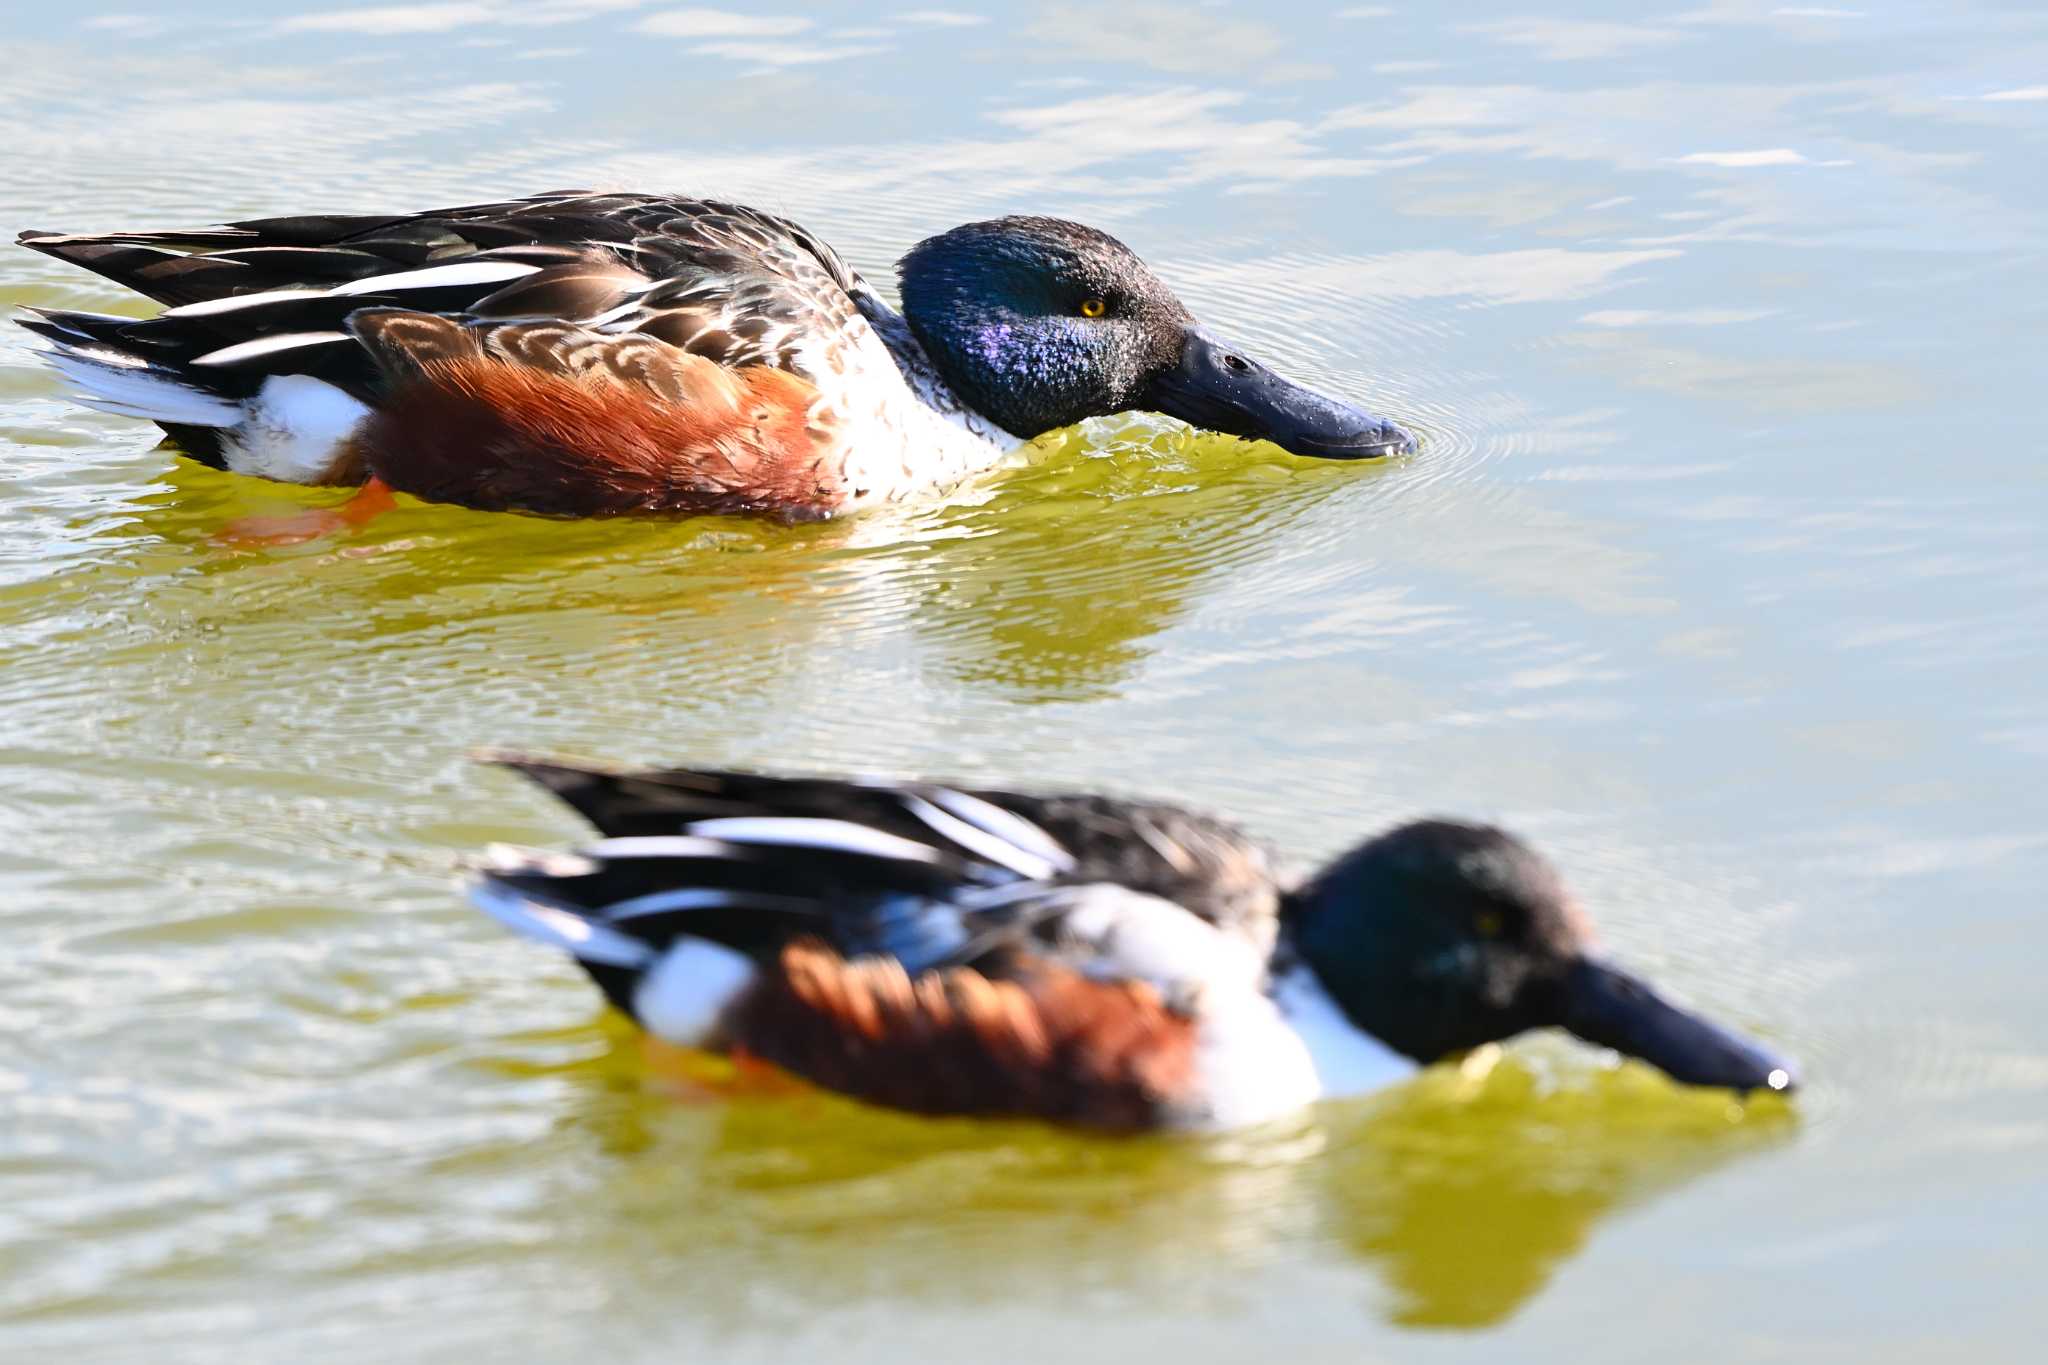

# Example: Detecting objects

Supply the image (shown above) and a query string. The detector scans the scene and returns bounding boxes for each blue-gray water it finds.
[1,3,2042,1361]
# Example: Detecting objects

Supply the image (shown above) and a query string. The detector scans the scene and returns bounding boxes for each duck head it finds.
[1287,820,1798,1094]
[898,216,1414,458]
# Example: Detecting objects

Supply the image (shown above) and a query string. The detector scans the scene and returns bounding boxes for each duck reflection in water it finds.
[508,1031,1793,1331]
[127,420,1371,707]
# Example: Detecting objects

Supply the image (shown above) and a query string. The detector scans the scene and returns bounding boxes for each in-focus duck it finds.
[15,192,1413,520]
[474,758,1797,1131]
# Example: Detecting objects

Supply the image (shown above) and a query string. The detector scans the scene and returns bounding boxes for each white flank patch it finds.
[632,938,759,1046]
[333,259,541,296]
[219,374,371,483]
[191,332,353,367]
[1269,963,1415,1098]
[680,817,946,863]
[468,879,653,970]
[40,345,242,426]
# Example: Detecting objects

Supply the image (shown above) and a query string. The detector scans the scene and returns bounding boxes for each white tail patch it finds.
[219,374,370,483]
[679,817,947,864]
[469,878,654,970]
[191,332,353,367]
[333,260,541,297]
[38,343,242,427]
[632,938,759,1045]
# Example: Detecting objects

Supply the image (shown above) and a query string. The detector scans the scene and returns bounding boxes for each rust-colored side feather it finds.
[348,315,839,516]
[724,941,1200,1130]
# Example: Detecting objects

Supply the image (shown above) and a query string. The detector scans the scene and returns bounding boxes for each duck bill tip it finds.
[1561,957,1799,1096]
[1141,326,1414,461]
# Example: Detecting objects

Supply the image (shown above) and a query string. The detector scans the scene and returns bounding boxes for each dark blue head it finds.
[1287,821,1798,1095]
[898,216,1413,458]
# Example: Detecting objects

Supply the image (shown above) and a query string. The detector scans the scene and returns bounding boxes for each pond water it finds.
[2,2,2043,1360]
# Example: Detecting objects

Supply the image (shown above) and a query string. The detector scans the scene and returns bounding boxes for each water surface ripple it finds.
[2,4,2044,1362]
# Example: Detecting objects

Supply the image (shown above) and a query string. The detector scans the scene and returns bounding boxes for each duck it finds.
[14,191,1414,521]
[473,757,1798,1131]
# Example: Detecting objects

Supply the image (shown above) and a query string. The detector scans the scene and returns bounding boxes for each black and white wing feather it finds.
[472,757,1283,1018]
[17,192,882,406]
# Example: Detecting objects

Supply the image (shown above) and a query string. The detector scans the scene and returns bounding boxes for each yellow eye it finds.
[1474,911,1505,939]
[1079,297,1106,318]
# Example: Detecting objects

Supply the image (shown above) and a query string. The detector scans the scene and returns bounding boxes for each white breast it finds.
[834,291,1021,505]
[1270,964,1416,1099]
[1178,984,1325,1131]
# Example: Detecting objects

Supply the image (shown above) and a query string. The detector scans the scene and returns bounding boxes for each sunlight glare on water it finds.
[1,3,2044,1362]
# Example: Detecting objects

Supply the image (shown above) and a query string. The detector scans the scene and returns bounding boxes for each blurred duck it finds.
[16,192,1412,520]
[473,758,1797,1131]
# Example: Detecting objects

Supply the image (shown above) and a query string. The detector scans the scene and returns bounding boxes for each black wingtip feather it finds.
[477,749,641,821]
[12,309,80,345]
[474,749,623,795]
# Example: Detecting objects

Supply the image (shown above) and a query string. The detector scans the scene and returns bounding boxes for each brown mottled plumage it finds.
[347,311,834,516]
[726,941,1196,1129]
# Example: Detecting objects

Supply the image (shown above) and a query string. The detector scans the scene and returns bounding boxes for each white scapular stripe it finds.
[480,842,598,878]
[926,789,1075,869]
[469,879,653,970]
[680,817,946,863]
[633,938,759,1046]
[582,299,651,330]
[164,288,329,318]
[41,346,241,426]
[191,332,353,367]
[333,260,541,296]
[603,887,807,922]
[900,793,1061,880]
[576,835,746,861]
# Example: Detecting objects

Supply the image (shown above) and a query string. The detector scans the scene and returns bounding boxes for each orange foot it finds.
[214,477,397,548]
[639,1036,807,1104]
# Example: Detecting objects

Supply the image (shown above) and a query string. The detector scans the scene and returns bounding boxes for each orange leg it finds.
[638,1036,807,1105]
[213,477,398,548]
